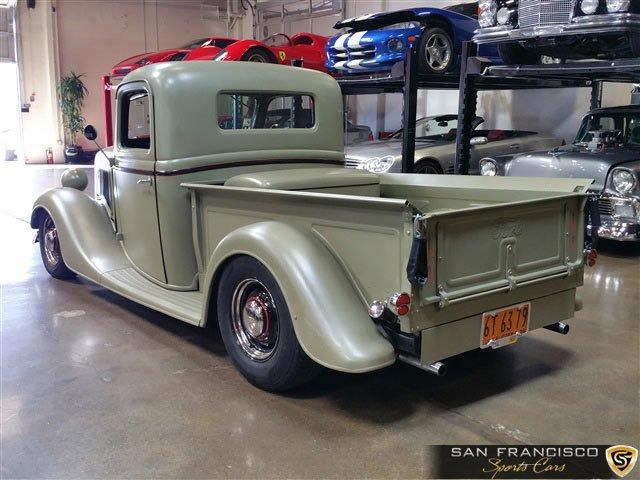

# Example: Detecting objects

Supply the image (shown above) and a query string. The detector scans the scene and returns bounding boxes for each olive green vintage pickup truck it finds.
[32,62,592,391]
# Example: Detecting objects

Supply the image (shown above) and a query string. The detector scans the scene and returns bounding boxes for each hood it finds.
[344,138,448,162]
[506,145,640,192]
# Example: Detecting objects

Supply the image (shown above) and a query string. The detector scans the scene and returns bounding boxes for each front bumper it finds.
[474,12,640,44]
[586,195,640,242]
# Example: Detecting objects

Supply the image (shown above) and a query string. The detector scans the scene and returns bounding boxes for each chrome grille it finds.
[518,0,574,28]
[344,158,362,169]
[598,198,614,217]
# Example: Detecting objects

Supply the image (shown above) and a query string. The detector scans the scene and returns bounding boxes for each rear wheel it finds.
[414,159,443,174]
[498,42,541,65]
[418,27,454,74]
[240,48,273,63]
[216,255,320,391]
[38,213,75,280]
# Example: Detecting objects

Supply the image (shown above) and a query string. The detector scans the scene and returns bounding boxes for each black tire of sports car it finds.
[39,213,76,280]
[216,255,321,391]
[240,48,273,63]
[418,27,454,74]
[497,42,541,65]
[414,160,442,174]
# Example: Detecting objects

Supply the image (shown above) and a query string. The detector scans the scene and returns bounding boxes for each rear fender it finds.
[31,188,129,282]
[201,221,396,373]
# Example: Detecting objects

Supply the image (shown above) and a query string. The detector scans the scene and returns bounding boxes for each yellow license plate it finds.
[480,302,531,348]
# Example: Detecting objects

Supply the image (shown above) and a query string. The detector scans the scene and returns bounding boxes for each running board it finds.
[102,267,203,325]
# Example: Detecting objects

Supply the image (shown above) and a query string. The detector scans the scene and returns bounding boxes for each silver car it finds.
[344,114,563,174]
[480,106,640,242]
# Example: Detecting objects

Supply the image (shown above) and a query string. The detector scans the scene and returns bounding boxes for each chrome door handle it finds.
[137,177,153,186]
[509,144,520,149]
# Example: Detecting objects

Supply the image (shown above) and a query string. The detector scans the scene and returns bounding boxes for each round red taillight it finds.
[396,305,409,316]
[587,249,598,267]
[395,293,411,306]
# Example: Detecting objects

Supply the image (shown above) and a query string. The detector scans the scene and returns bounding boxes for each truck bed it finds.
[184,168,590,338]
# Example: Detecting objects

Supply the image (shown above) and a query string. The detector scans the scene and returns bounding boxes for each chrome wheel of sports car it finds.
[424,32,451,72]
[231,278,279,361]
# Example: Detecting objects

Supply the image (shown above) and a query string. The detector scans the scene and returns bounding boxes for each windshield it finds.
[391,115,459,140]
[181,38,209,49]
[574,112,640,146]
[263,34,291,47]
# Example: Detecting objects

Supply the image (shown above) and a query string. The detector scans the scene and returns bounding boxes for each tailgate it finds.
[424,195,585,306]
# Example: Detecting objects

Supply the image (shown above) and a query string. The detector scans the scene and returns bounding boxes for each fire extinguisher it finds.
[46,148,53,164]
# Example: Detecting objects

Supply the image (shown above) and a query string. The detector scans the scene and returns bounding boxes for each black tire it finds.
[216,255,320,391]
[38,213,76,280]
[240,48,273,63]
[414,159,443,174]
[630,33,640,58]
[497,42,541,65]
[418,27,454,74]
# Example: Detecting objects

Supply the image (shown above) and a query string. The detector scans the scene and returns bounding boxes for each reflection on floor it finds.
[1,164,638,478]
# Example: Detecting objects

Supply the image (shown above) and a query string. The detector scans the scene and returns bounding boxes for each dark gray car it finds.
[480,106,640,242]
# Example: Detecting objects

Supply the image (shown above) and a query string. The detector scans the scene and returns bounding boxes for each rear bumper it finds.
[474,13,640,44]
[419,289,576,365]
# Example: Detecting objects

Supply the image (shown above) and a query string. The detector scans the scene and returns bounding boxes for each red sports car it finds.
[111,37,237,77]
[212,32,328,72]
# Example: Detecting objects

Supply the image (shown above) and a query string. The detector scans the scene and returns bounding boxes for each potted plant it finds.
[58,72,88,163]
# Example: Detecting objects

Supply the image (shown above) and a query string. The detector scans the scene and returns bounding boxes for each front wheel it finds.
[240,48,273,63]
[38,213,76,279]
[414,160,442,174]
[216,255,320,391]
[497,42,541,65]
[418,27,454,74]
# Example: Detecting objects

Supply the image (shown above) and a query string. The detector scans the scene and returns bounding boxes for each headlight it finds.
[611,168,636,193]
[606,0,630,12]
[580,0,599,15]
[387,38,404,52]
[478,0,498,27]
[480,159,498,176]
[366,156,396,173]
[496,7,512,25]
[213,51,228,61]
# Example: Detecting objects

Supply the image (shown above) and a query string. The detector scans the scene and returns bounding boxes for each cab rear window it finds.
[217,93,315,130]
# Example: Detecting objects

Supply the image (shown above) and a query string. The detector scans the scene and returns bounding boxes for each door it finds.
[113,83,166,283]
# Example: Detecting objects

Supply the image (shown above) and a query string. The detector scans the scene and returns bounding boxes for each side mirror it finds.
[470,136,489,146]
[83,125,97,141]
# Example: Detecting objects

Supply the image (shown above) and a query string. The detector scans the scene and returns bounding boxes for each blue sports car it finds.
[327,2,500,75]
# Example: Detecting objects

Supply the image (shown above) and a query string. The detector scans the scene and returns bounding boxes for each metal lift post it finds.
[401,46,419,173]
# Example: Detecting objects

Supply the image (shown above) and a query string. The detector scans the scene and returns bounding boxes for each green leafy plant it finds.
[58,72,88,146]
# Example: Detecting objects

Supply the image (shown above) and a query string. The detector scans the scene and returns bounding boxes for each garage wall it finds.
[17,0,236,163]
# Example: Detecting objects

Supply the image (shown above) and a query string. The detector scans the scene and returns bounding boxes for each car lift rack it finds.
[337,41,640,175]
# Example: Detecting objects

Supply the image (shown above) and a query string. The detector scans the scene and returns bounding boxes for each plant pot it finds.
[64,145,83,164]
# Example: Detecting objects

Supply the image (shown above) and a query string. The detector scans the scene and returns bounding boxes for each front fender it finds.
[201,221,396,373]
[31,188,128,282]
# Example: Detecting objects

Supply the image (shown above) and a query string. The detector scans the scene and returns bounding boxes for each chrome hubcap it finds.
[425,33,451,71]
[43,217,60,267]
[247,54,265,63]
[231,279,278,361]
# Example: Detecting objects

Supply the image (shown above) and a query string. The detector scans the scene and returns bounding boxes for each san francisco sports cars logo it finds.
[606,445,638,478]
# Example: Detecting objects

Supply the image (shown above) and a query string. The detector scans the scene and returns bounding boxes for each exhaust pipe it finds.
[397,353,446,376]
[544,322,570,335]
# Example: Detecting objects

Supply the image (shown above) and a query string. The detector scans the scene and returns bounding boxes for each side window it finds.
[217,93,315,130]
[120,90,150,150]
